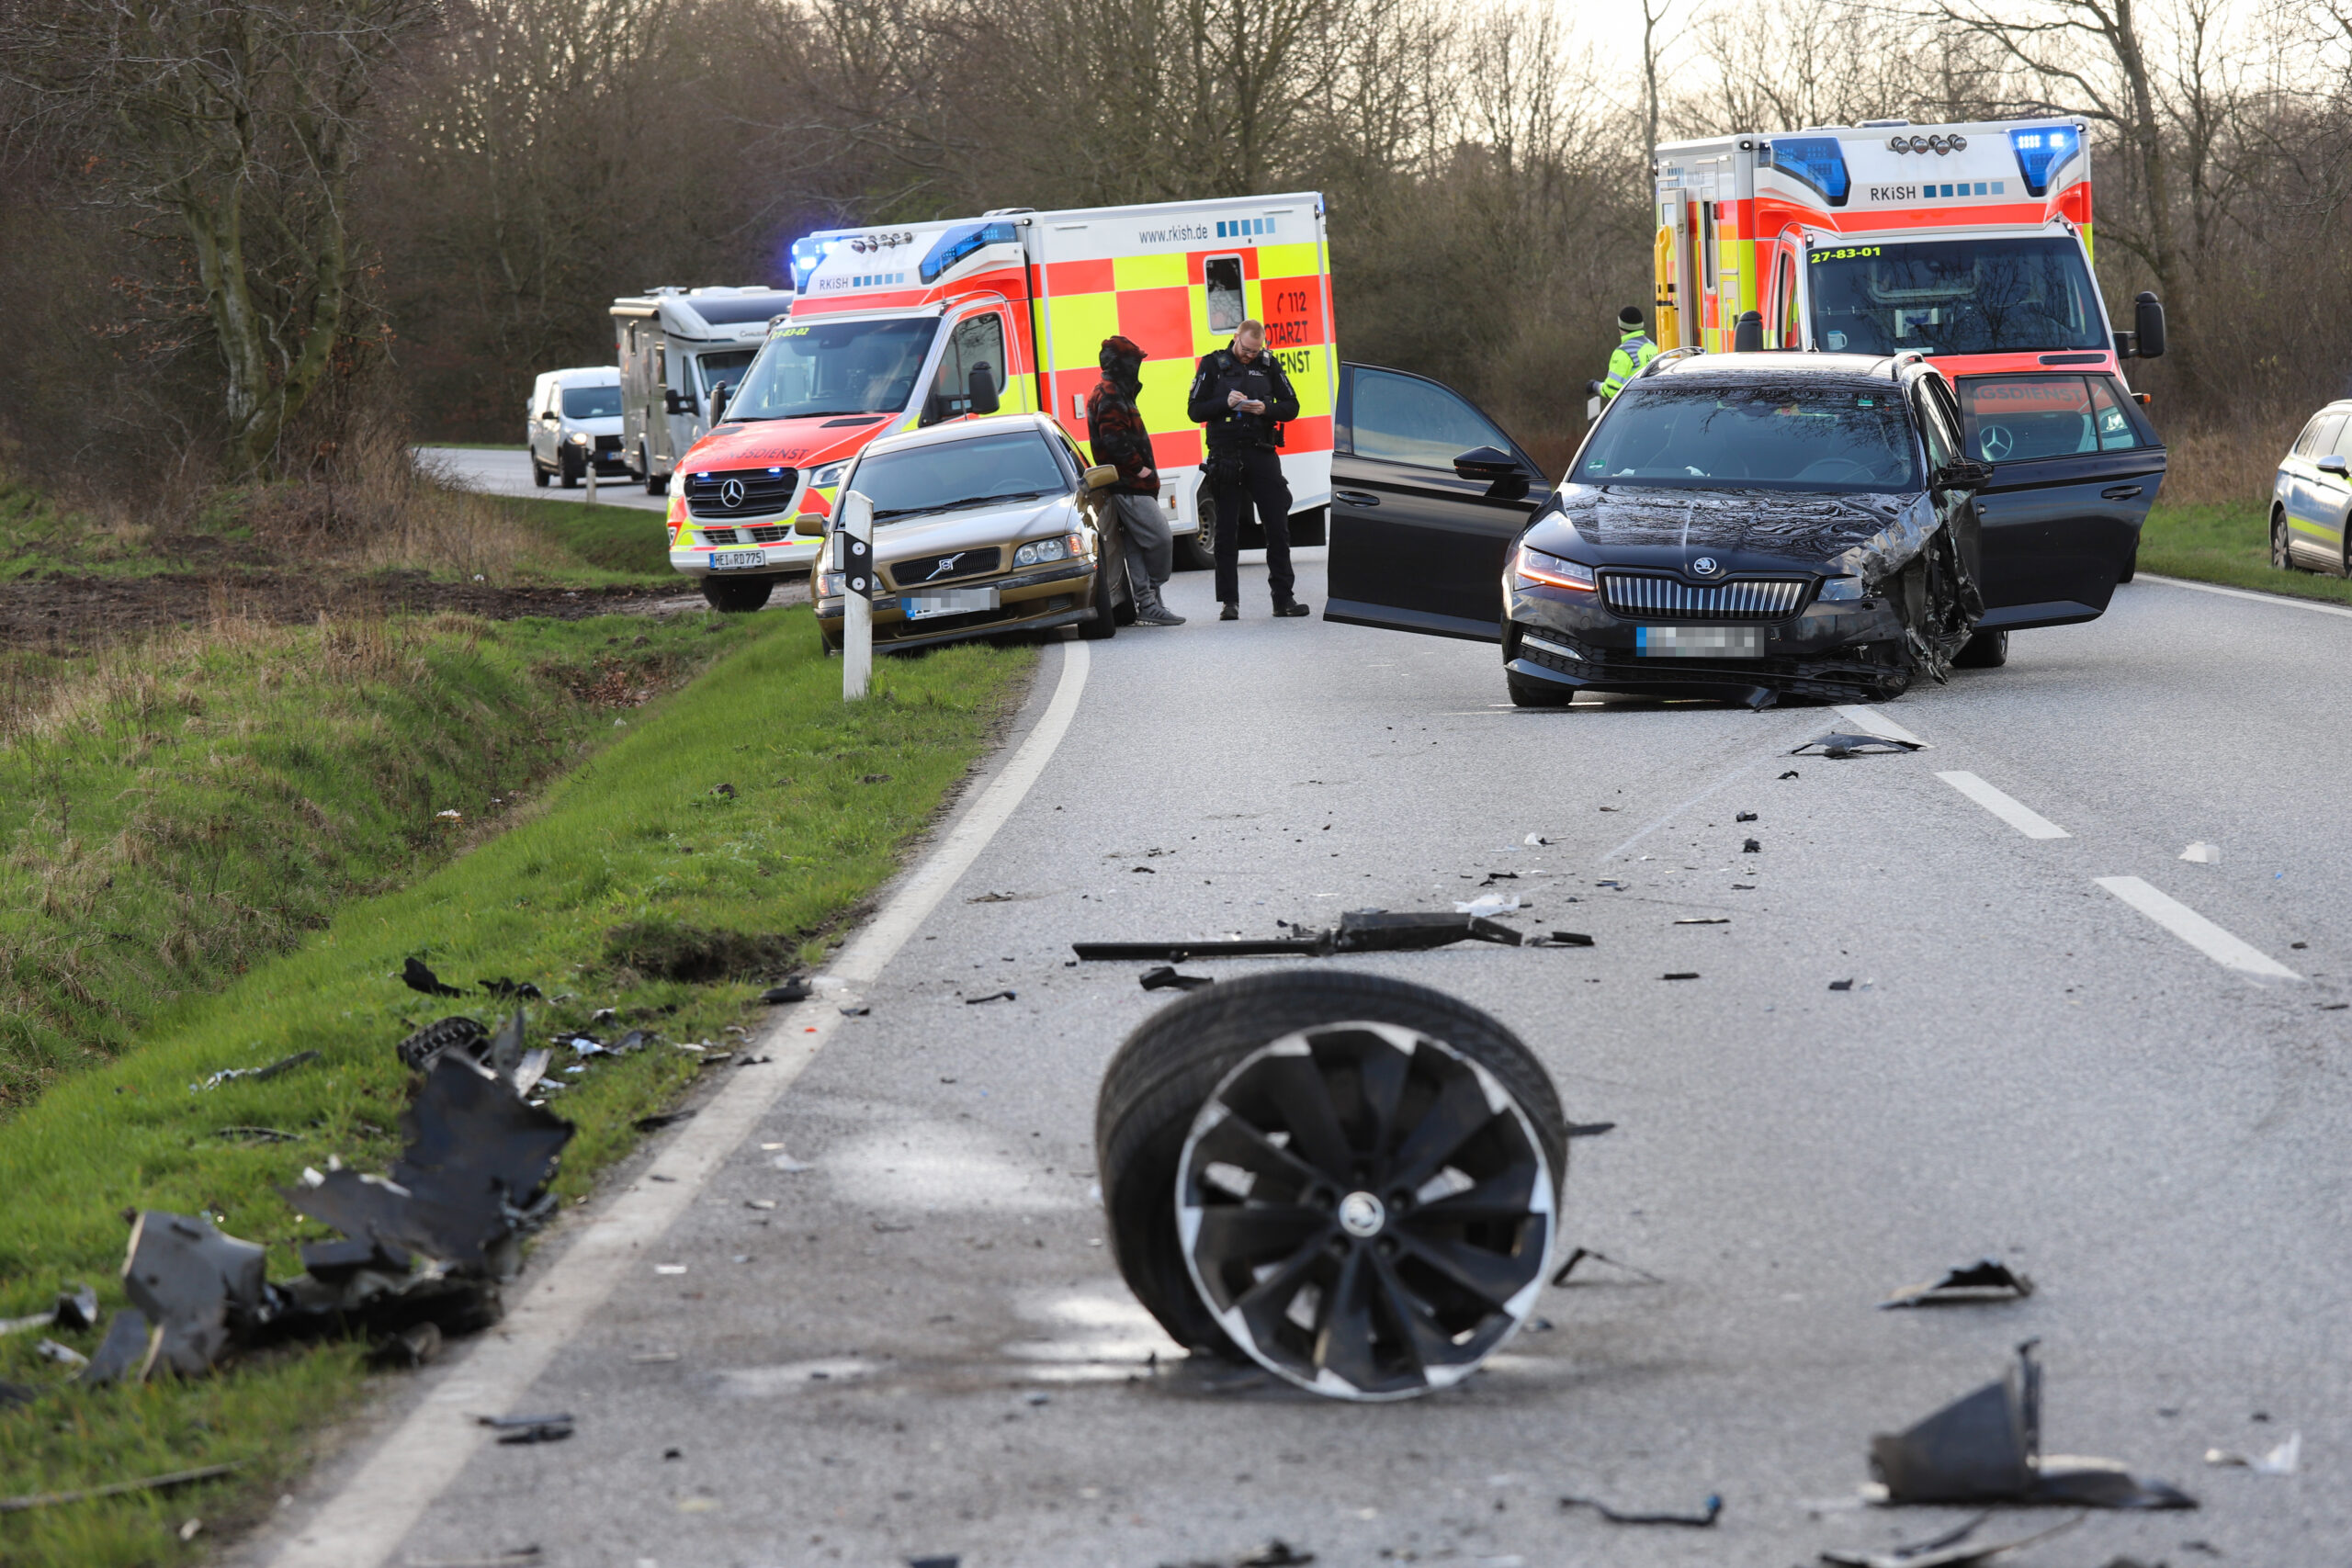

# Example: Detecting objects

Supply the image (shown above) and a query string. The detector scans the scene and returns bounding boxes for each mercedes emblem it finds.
[718,477,746,508]
[1691,556,1720,576]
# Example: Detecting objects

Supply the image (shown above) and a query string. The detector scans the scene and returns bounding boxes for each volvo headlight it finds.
[1013,536,1072,568]
[1513,544,1595,591]
[1819,576,1863,602]
[819,570,844,597]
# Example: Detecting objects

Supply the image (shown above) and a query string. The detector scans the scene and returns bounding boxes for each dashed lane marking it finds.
[2094,875,2300,979]
[263,642,1094,1568]
[1937,771,2071,840]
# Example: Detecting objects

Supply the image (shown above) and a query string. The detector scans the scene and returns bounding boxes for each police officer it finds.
[1187,319,1304,620]
[1599,306,1659,400]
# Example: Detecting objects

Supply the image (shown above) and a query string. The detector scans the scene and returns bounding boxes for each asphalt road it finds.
[420,446,671,513]
[249,557,2352,1568]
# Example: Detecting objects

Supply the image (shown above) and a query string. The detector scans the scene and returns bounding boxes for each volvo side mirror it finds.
[2134,292,2165,358]
[1082,464,1119,491]
[1733,310,1764,353]
[792,513,827,537]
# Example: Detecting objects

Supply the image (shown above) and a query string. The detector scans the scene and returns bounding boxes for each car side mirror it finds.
[1083,464,1119,491]
[793,513,827,536]
[663,389,685,416]
[2320,455,2351,478]
[1454,446,1530,501]
[1732,310,1764,353]
[2134,292,2165,359]
[1935,459,1995,491]
[967,364,1000,416]
[709,382,730,422]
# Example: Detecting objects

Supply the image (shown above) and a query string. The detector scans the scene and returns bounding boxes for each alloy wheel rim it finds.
[1175,1021,1556,1401]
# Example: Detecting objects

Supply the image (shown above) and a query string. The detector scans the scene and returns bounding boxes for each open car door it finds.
[1953,372,2165,628]
[1323,365,1553,642]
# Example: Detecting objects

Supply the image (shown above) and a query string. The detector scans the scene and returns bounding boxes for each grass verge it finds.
[2140,499,2352,605]
[0,607,1031,1565]
[0,610,751,1113]
[487,493,675,578]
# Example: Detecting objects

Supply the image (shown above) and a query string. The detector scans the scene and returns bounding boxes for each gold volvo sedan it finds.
[811,413,1129,653]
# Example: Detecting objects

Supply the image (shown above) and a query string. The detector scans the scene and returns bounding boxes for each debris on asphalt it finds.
[1736,811,1758,822]
[1454,893,1522,917]
[1532,931,1594,947]
[1559,1491,1722,1527]
[965,990,1017,1004]
[1236,1542,1316,1566]
[120,1210,269,1376]
[1743,838,1762,852]
[404,956,467,998]
[1830,978,1855,990]
[2205,1431,2301,1474]
[2179,842,2221,863]
[478,1412,575,1444]
[762,976,814,1003]
[1076,909,1524,963]
[0,1461,243,1515]
[906,1557,961,1568]
[480,978,544,999]
[1793,733,1922,758]
[193,1049,322,1090]
[1880,1259,2035,1310]
[1867,1343,2196,1508]
[771,1154,812,1172]
[1781,769,1801,778]
[1819,1511,2083,1568]
[1140,966,1216,992]
[1595,878,1627,890]
[840,1004,871,1016]
[1662,971,1701,980]
[1674,917,1729,925]
[1565,1121,1617,1138]
[80,1310,153,1384]
[1553,1247,1664,1286]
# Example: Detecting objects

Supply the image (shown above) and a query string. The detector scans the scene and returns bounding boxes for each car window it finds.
[2334,417,2352,461]
[1808,236,2106,355]
[729,317,939,421]
[560,385,622,419]
[850,428,1067,523]
[1350,370,1510,469]
[2312,413,2350,460]
[1579,382,1920,491]
[1915,386,1955,470]
[1958,376,2110,464]
[922,313,1006,426]
[2084,378,2146,452]
[695,351,755,395]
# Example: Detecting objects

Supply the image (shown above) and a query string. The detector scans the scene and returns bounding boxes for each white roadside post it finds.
[838,489,876,701]
[583,454,598,504]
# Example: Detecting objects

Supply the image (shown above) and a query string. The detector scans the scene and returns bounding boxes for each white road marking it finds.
[1831,705,1928,747]
[2138,572,2352,621]
[2094,875,2300,979]
[1936,772,2071,839]
[264,643,1092,1568]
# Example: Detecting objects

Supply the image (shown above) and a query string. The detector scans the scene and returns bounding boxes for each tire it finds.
[1506,670,1574,707]
[643,446,665,496]
[2272,507,2296,571]
[2118,538,2138,584]
[1077,564,1117,640]
[1096,970,1567,1386]
[560,450,581,489]
[531,458,550,490]
[699,575,775,613]
[1953,628,2008,669]
[1175,532,1216,572]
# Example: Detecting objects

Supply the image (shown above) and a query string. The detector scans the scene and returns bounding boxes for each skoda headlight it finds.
[1512,544,1595,591]
[1013,536,1072,568]
[1819,577,1863,602]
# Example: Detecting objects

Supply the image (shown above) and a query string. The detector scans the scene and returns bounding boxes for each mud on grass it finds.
[0,611,1033,1567]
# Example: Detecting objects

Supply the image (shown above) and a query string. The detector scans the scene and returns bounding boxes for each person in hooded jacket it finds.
[1086,335,1184,626]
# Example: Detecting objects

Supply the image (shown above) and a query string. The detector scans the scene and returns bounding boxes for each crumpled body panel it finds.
[1560,483,1936,590]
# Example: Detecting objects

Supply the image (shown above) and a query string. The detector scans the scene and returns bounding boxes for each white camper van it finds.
[526,366,626,487]
[610,286,797,494]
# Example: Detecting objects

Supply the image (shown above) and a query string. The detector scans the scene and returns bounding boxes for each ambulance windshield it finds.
[723,317,940,421]
[1580,382,1919,491]
[1806,236,2105,355]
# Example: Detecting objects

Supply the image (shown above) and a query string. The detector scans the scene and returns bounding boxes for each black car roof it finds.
[1641,349,1940,396]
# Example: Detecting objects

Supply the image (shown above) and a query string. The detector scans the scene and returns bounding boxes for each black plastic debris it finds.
[1780,769,1801,779]
[1793,732,1922,759]
[368,1322,443,1369]
[1743,838,1761,852]
[1552,1247,1663,1286]
[1139,966,1215,992]
[1532,931,1595,947]
[1830,978,1855,991]
[762,977,814,1004]
[1560,1491,1721,1527]
[1662,971,1701,981]
[907,1557,961,1568]
[965,990,1017,1005]
[195,1049,322,1090]
[478,1412,574,1444]
[634,1111,695,1132]
[1868,1342,2196,1508]
[1565,1121,1617,1138]
[404,956,466,998]
[119,1212,269,1377]
[1820,1511,2083,1568]
[4,1283,100,1337]
[481,977,544,1000]
[283,1053,574,1278]
[1881,1259,2035,1310]
[1674,917,1729,926]
[1075,908,1522,963]
[1736,811,1758,822]
[80,1310,153,1385]
[1237,1543,1316,1567]
[300,1237,413,1280]
[399,1017,488,1072]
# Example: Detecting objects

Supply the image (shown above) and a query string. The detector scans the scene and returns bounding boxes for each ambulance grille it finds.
[684,467,798,518]
[701,525,791,546]
[1599,573,1810,621]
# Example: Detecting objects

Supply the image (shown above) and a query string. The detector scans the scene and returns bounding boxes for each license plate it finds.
[709,548,766,571]
[1635,625,1763,659]
[903,587,1000,619]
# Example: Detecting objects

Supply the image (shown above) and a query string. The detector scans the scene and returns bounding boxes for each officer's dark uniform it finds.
[1187,341,1303,612]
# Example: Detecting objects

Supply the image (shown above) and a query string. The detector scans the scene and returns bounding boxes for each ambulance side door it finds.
[1323,365,1551,643]
[1960,373,2165,627]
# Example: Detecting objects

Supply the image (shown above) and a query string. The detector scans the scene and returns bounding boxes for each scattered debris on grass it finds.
[1139,966,1215,992]
[404,957,466,998]
[2205,1431,2301,1474]
[33,1338,86,1368]
[481,978,544,1000]
[1559,1491,1722,1527]
[0,1462,243,1515]
[1793,733,1922,758]
[1819,1511,2083,1568]
[193,1049,322,1091]
[0,1283,97,1337]
[762,977,814,1004]
[1880,1259,2035,1310]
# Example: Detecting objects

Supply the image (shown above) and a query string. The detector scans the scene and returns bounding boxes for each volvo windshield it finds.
[1808,236,2105,356]
[724,317,939,421]
[1580,382,1919,491]
[854,429,1069,522]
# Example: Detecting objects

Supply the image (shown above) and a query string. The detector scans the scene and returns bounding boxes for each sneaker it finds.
[1272,600,1310,617]
[1134,602,1186,626]
[1219,603,1239,621]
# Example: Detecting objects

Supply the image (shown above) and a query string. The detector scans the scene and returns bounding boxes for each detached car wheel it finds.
[1953,628,2008,669]
[1096,971,1566,1398]
[699,575,775,614]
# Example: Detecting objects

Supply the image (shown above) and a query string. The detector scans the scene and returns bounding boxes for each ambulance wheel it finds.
[1078,567,1117,640]
[531,458,550,489]
[1094,970,1566,1397]
[1175,532,1216,572]
[700,575,774,614]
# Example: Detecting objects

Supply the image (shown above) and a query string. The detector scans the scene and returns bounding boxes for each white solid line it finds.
[266,643,1092,1568]
[1936,771,2071,840]
[2137,572,2352,621]
[2094,875,2300,979]
[1832,704,1928,747]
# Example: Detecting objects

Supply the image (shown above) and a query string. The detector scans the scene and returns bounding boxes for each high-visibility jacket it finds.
[1600,330,1658,400]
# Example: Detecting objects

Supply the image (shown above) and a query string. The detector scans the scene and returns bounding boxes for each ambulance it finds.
[659,195,1337,611]
[1645,117,2171,631]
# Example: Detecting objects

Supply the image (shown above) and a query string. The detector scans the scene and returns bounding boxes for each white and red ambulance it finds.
[660,196,1337,610]
[1649,117,2170,629]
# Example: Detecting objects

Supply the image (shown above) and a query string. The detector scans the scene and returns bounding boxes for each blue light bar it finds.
[919,221,1019,285]
[1764,137,1850,207]
[788,235,827,293]
[2007,125,2081,197]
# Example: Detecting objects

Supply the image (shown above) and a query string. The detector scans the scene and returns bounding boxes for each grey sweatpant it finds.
[1112,492,1173,599]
